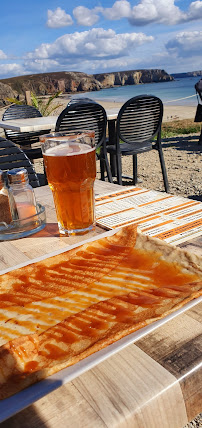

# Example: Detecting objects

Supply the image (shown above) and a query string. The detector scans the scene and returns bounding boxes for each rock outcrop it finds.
[0,82,16,107]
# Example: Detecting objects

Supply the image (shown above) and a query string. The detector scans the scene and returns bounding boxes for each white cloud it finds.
[0,49,7,59]
[73,6,102,26]
[27,28,153,61]
[140,49,202,73]
[97,0,201,26]
[23,55,152,74]
[166,30,202,57]
[187,1,202,20]
[129,0,186,26]
[23,59,60,72]
[89,56,140,71]
[0,63,24,77]
[102,1,131,20]
[46,1,202,30]
[47,7,73,28]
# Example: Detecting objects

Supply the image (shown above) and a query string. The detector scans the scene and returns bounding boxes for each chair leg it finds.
[132,155,138,185]
[110,153,117,177]
[116,154,122,185]
[99,147,105,181]
[156,129,169,193]
[107,118,116,179]
[105,154,113,183]
[43,160,48,185]
[157,146,169,193]
[100,147,113,183]
[199,129,202,145]
[100,158,105,181]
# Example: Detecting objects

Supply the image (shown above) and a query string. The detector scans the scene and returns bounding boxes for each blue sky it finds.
[0,0,202,78]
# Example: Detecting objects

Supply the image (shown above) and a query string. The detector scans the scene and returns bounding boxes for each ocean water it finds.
[72,76,200,106]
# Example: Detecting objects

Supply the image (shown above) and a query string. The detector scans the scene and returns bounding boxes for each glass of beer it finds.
[41,131,96,236]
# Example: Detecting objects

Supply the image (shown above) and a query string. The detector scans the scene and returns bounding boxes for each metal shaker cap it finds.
[7,168,29,184]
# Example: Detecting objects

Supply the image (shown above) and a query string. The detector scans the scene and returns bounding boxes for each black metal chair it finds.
[0,137,40,188]
[2,104,51,162]
[107,95,169,192]
[55,101,113,182]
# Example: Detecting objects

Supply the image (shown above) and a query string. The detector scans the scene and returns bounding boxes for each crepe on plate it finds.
[0,224,201,399]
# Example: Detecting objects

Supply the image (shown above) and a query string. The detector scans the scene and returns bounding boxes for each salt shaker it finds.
[0,170,17,224]
[7,168,37,220]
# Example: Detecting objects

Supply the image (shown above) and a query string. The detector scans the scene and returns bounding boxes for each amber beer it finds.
[42,133,96,236]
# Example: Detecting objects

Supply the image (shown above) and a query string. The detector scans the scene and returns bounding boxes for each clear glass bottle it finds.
[7,168,37,221]
[0,169,17,224]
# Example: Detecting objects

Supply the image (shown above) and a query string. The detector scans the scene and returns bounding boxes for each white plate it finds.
[0,229,201,422]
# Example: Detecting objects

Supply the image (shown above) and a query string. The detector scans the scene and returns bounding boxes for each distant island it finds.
[171,70,202,78]
[0,69,173,107]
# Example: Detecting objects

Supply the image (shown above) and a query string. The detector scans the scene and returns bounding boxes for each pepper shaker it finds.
[7,168,37,220]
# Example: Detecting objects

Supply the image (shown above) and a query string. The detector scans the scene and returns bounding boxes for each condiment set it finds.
[0,168,46,239]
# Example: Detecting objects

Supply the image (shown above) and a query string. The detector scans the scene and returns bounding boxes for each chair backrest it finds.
[2,104,47,146]
[0,137,40,187]
[67,97,97,106]
[3,104,42,121]
[55,101,107,149]
[116,95,163,148]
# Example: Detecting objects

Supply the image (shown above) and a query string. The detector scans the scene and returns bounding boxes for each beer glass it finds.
[41,131,96,236]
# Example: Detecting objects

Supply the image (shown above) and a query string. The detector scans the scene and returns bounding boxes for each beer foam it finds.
[45,142,94,156]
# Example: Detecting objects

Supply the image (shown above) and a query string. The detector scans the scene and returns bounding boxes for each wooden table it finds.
[0,181,201,428]
[0,116,58,133]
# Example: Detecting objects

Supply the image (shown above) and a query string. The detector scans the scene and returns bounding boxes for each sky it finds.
[0,0,202,79]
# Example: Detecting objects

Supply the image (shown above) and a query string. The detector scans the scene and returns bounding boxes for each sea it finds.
[71,76,200,107]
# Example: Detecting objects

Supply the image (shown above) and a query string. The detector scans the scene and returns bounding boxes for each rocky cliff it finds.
[0,71,102,97]
[172,71,202,78]
[0,82,16,107]
[94,69,173,87]
[0,69,173,103]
